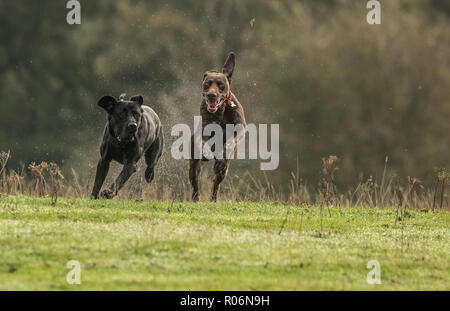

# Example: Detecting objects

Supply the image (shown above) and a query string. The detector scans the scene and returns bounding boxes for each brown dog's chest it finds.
[202,110,229,129]
[200,100,246,130]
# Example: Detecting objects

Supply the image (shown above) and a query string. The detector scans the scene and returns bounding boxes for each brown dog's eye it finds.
[218,84,225,91]
[203,83,209,91]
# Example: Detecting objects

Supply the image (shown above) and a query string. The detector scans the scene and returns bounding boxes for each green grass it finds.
[0,195,448,290]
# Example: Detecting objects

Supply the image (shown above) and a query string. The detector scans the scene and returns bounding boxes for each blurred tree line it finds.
[0,0,449,189]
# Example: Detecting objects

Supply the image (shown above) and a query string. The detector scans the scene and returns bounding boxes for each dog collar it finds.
[227,91,233,102]
[219,91,234,111]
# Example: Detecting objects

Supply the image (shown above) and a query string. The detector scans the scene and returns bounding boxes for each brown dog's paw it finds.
[202,143,214,160]
[214,160,228,173]
[100,189,115,199]
[145,167,154,183]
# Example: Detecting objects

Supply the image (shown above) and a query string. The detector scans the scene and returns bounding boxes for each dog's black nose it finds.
[207,93,217,101]
[127,122,137,132]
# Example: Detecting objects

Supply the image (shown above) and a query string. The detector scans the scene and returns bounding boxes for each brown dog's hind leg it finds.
[211,159,230,202]
[189,159,201,202]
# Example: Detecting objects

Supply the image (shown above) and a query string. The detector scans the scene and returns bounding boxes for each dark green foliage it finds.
[0,0,448,189]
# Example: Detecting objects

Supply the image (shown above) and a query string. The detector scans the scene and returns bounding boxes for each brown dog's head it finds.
[202,52,235,113]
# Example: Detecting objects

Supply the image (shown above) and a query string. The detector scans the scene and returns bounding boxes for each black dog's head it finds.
[98,95,144,143]
[202,52,235,113]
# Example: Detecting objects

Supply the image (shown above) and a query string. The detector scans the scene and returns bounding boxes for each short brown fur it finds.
[189,52,247,202]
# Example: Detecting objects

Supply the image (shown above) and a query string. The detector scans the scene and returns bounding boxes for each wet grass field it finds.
[0,195,448,290]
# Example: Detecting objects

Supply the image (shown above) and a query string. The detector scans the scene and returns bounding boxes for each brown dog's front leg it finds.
[101,162,137,199]
[211,159,230,202]
[189,159,201,202]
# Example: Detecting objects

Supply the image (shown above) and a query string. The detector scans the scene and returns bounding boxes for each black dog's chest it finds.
[106,141,140,164]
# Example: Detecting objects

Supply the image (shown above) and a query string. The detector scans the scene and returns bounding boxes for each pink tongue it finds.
[208,101,217,108]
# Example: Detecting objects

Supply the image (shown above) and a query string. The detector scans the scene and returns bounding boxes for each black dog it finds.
[91,94,163,199]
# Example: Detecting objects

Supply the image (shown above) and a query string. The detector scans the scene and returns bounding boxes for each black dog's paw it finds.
[145,167,155,183]
[100,189,115,199]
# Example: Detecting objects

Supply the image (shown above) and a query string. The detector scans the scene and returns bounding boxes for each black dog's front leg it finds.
[91,159,110,199]
[101,162,137,199]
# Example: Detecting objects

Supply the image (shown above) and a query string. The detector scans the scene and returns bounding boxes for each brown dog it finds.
[189,52,247,202]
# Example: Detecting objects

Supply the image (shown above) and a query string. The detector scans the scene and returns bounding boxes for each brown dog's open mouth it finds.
[206,99,223,113]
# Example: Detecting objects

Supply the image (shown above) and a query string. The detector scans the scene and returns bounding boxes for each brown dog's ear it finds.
[222,52,235,83]
[130,95,143,106]
[203,71,210,81]
[98,95,116,113]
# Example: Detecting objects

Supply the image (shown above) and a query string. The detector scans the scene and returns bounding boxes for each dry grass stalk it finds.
[0,151,447,210]
[433,168,449,210]
[28,162,64,204]
[318,155,339,206]
[0,151,11,193]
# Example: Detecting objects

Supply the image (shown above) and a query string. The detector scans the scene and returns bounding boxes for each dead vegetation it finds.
[28,162,64,205]
[0,151,448,210]
[433,167,449,210]
[318,155,340,207]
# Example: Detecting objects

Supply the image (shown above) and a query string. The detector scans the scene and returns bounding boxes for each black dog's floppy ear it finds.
[98,95,116,113]
[130,95,143,106]
[222,52,235,83]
